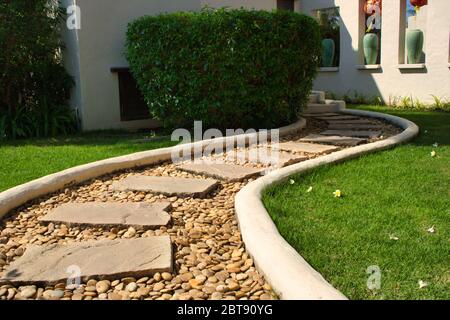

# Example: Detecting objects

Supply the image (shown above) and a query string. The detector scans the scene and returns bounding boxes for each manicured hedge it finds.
[126,8,321,130]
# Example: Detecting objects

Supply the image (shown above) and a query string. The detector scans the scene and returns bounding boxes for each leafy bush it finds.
[0,0,76,140]
[126,8,321,130]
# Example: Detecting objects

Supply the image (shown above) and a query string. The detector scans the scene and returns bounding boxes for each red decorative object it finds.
[410,0,427,8]
[364,0,382,14]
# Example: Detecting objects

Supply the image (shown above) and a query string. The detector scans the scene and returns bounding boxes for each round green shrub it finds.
[126,8,321,130]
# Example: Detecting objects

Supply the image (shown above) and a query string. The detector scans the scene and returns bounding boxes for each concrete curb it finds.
[234,109,419,300]
[0,119,306,220]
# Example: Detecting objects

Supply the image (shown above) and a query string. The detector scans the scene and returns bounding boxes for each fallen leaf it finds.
[307,186,313,193]
[389,234,399,241]
[418,280,428,289]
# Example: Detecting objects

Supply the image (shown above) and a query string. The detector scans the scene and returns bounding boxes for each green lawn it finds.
[0,131,175,192]
[263,106,450,300]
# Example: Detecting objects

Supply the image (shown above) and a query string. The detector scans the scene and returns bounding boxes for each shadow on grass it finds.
[0,129,175,148]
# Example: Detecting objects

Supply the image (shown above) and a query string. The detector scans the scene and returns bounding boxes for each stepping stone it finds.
[326,119,374,125]
[320,130,382,138]
[111,176,218,197]
[316,115,361,121]
[299,134,366,146]
[231,147,307,168]
[327,123,383,130]
[271,141,339,154]
[178,161,264,182]
[38,202,171,229]
[0,237,172,286]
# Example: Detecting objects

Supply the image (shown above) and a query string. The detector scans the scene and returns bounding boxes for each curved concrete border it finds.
[234,110,419,300]
[0,119,306,220]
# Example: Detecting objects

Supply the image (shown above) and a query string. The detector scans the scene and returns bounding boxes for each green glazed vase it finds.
[363,33,379,65]
[321,38,335,67]
[406,29,424,64]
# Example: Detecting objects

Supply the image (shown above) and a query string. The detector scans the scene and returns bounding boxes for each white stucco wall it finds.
[62,0,200,131]
[300,0,450,103]
[62,0,449,131]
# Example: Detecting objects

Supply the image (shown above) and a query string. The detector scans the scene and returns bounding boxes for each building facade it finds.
[61,0,450,131]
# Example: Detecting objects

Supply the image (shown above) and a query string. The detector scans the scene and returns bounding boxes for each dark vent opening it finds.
[111,68,150,122]
[277,0,295,11]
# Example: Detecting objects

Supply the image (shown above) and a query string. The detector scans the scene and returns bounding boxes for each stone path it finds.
[0,96,401,300]
[111,176,219,197]
[39,202,172,229]
[0,237,172,286]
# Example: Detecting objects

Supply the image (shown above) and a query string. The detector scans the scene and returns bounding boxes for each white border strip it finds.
[234,109,419,300]
[0,119,306,219]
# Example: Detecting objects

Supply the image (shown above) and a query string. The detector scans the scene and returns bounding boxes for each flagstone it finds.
[299,134,366,146]
[230,147,307,168]
[38,202,171,229]
[320,130,383,138]
[327,123,383,130]
[271,141,339,154]
[111,176,219,197]
[178,162,264,182]
[0,237,173,286]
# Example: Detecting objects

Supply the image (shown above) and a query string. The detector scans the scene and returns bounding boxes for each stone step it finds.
[327,123,383,130]
[316,115,361,121]
[304,103,341,114]
[320,130,383,138]
[311,91,326,103]
[299,134,366,146]
[178,161,264,182]
[111,176,219,198]
[0,237,173,286]
[38,202,171,229]
[230,147,307,168]
[308,94,320,104]
[271,141,339,154]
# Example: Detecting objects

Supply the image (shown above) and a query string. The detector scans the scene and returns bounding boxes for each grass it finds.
[263,106,450,300]
[0,130,176,192]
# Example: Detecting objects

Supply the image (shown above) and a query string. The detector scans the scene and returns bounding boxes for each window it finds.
[313,7,341,68]
[360,0,382,65]
[277,0,295,11]
[111,68,150,122]
[399,0,428,65]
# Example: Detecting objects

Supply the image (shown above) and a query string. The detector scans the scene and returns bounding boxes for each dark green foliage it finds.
[126,8,321,130]
[0,0,76,139]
